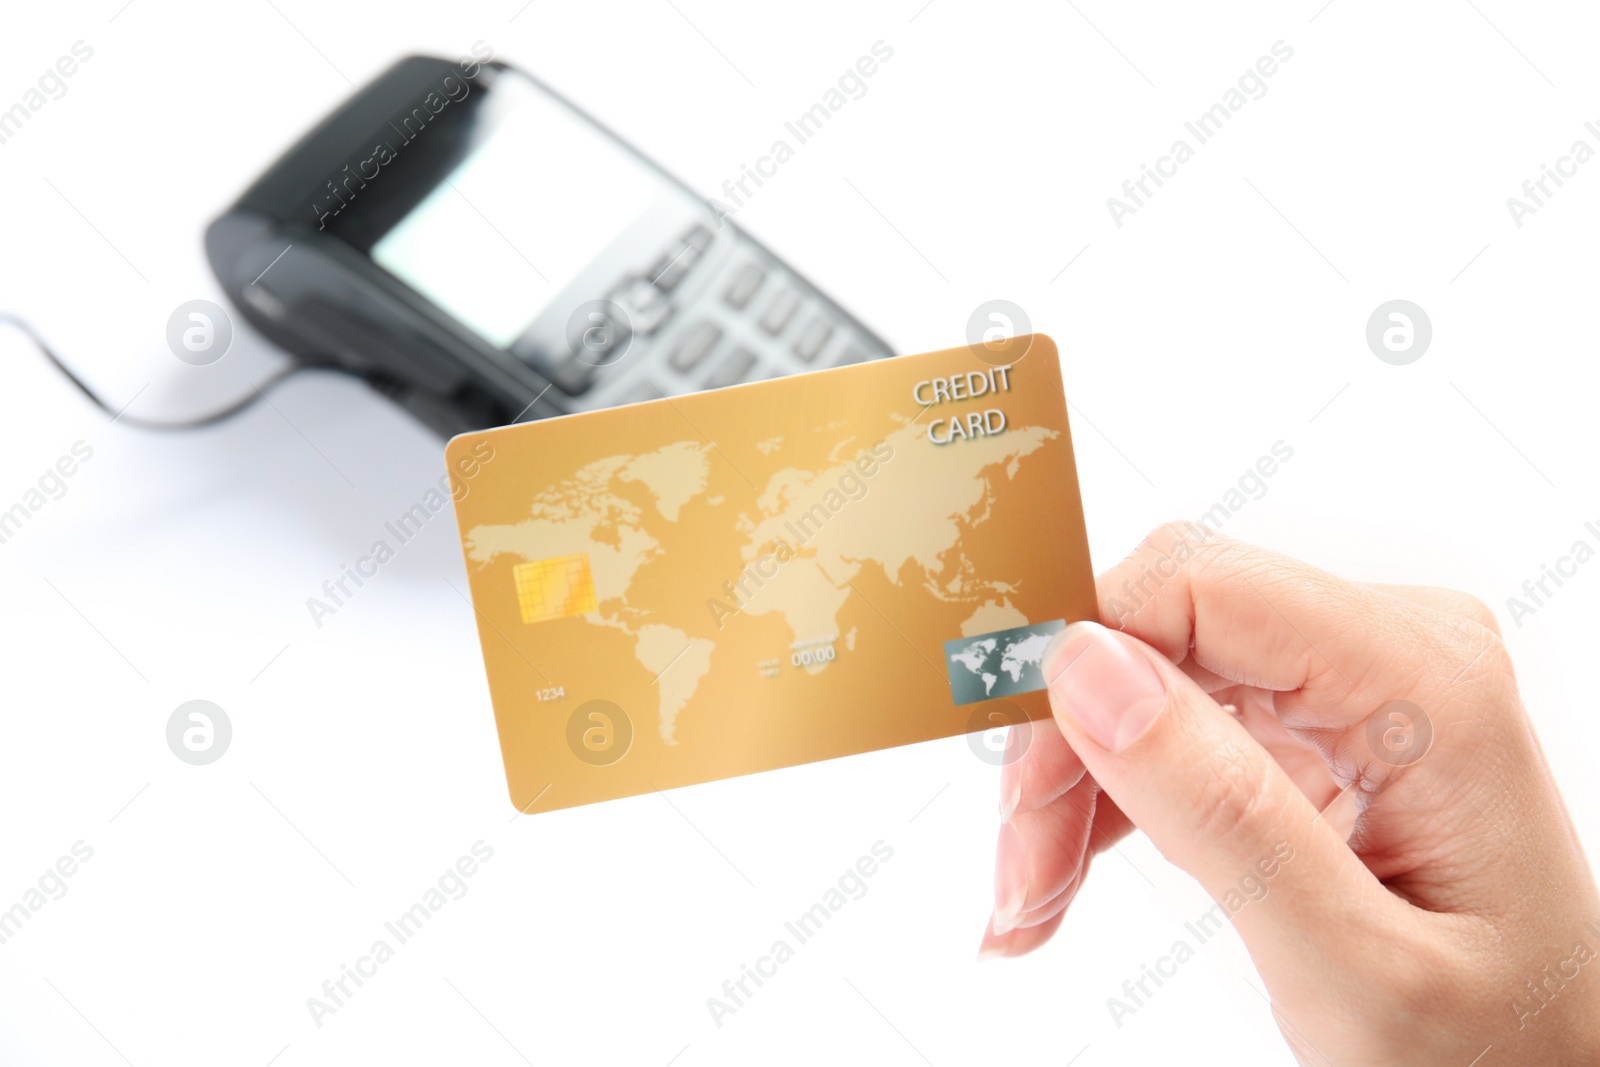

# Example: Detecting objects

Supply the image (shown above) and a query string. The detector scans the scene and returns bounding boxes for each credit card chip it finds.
[513,553,598,624]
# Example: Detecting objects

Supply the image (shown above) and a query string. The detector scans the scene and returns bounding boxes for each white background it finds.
[1,2,1597,1064]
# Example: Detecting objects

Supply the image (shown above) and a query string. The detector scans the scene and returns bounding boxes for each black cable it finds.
[0,312,306,431]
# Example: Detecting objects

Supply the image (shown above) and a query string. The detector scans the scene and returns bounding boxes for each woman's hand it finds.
[981,523,1600,1065]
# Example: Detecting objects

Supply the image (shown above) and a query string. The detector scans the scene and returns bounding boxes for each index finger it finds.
[1097,523,1510,779]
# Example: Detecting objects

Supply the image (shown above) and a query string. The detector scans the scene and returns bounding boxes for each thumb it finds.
[1043,621,1396,966]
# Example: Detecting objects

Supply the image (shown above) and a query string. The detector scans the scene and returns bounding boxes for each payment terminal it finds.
[206,51,894,436]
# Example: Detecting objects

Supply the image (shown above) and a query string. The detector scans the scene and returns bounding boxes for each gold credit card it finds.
[446,335,1096,813]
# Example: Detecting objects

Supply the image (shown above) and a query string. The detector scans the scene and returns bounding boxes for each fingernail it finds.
[998,740,1024,821]
[992,821,1028,935]
[976,914,1009,961]
[1044,621,1166,754]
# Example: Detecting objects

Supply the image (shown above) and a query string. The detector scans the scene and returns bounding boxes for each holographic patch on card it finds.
[945,620,1067,706]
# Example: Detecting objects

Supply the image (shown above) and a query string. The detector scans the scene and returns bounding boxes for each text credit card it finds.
[446,334,1096,813]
